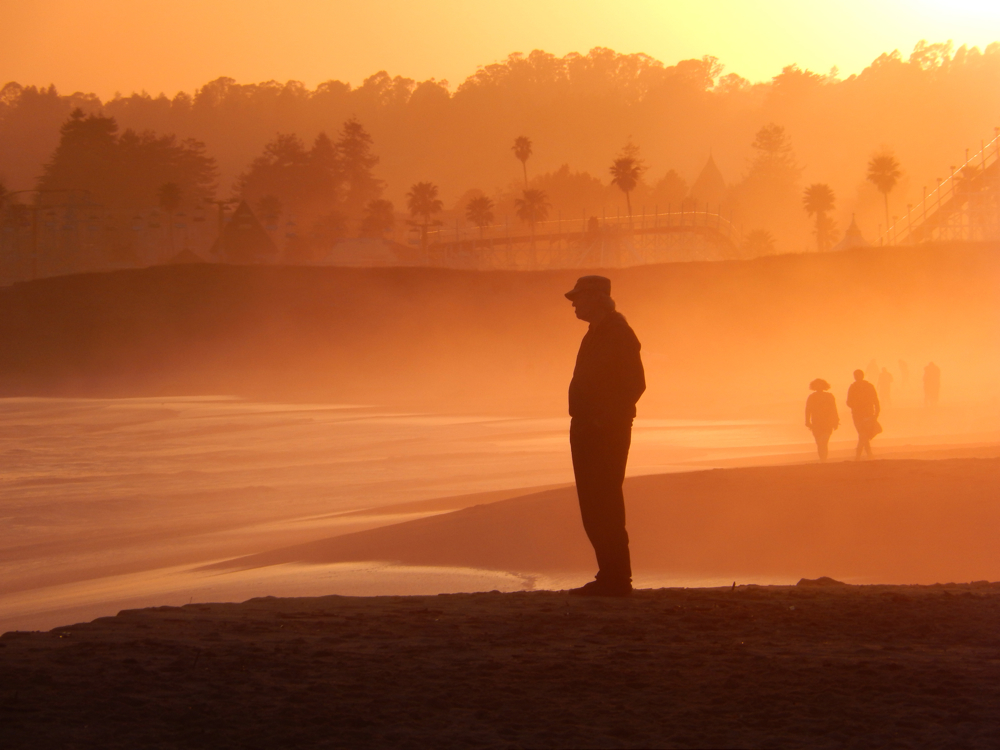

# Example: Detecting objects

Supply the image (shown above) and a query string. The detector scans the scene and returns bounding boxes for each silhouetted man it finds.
[924,362,941,407]
[846,369,880,460]
[564,276,645,597]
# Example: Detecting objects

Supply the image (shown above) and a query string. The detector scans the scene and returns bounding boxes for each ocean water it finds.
[1,396,991,631]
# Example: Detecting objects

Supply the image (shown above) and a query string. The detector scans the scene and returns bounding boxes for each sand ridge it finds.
[2,583,999,748]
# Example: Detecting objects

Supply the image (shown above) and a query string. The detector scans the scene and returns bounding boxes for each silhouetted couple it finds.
[564,276,645,597]
[806,370,881,460]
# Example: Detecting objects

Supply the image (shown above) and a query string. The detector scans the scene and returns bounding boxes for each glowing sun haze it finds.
[2,0,998,99]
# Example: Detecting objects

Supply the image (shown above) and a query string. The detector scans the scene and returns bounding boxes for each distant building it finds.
[689,155,727,209]
[831,214,870,252]
[210,201,278,263]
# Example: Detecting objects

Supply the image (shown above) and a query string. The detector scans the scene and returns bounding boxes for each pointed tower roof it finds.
[831,214,870,252]
[689,155,727,207]
[210,201,279,263]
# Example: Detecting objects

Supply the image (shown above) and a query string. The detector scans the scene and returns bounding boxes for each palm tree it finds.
[465,195,494,242]
[512,136,532,186]
[609,147,646,225]
[515,188,550,227]
[802,183,836,251]
[866,152,901,234]
[515,188,550,263]
[406,182,443,250]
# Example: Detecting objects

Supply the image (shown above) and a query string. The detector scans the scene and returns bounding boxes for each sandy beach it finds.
[3,582,999,749]
[3,8,1000,743]
[1,255,998,747]
[3,428,999,747]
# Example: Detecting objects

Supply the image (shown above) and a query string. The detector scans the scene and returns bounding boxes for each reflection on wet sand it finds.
[2,396,997,632]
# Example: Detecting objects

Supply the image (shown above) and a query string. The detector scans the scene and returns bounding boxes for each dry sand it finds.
[2,582,999,749]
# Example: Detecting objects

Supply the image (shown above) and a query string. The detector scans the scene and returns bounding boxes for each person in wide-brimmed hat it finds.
[564,275,645,597]
[805,378,839,460]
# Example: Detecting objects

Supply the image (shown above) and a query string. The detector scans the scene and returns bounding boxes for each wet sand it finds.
[213,455,1000,587]
[3,582,998,749]
[4,396,998,634]
[1,395,831,632]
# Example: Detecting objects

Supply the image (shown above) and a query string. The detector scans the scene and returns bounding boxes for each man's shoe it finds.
[568,580,633,597]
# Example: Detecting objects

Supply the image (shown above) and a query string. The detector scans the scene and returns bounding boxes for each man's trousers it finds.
[569,416,633,585]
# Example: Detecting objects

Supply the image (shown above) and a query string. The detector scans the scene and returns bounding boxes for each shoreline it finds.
[4,439,999,634]
[7,445,1000,631]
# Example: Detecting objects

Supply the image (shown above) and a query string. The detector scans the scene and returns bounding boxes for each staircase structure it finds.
[882,129,1000,246]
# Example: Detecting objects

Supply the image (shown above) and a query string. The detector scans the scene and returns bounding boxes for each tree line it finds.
[0,104,918,261]
[0,40,996,254]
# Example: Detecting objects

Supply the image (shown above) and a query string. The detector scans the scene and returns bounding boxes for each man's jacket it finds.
[569,311,645,421]
[846,380,879,417]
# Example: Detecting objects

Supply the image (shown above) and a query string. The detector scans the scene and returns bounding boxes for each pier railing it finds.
[881,129,1000,246]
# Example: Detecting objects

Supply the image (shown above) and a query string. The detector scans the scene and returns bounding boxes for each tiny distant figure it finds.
[805,379,839,460]
[898,360,910,390]
[846,369,881,460]
[564,275,645,597]
[878,367,894,407]
[924,362,941,407]
[866,359,879,384]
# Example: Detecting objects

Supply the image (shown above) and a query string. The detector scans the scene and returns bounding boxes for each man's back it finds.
[569,312,645,420]
[847,379,879,417]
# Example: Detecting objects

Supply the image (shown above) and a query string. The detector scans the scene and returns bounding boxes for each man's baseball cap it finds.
[565,275,611,300]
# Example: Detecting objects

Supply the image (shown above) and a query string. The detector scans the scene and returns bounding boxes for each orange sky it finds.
[2,1,998,98]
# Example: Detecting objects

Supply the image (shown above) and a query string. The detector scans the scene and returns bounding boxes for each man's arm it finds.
[600,323,645,415]
[616,325,645,407]
[625,338,645,406]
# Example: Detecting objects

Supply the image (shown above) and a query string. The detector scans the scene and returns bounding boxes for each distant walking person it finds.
[924,362,941,407]
[878,367,894,407]
[564,275,645,597]
[846,369,881,460]
[805,379,839,460]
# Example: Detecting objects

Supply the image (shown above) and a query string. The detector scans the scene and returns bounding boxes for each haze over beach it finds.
[1,2,999,747]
